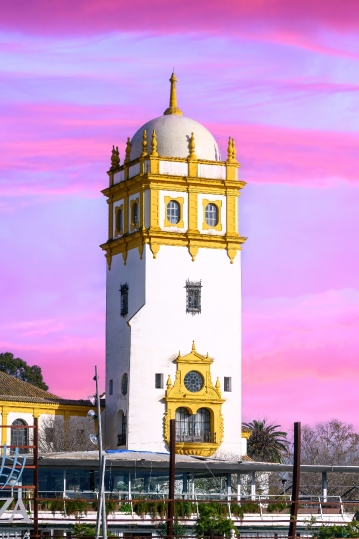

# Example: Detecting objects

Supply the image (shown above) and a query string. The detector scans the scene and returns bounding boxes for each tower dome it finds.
[129,73,221,162]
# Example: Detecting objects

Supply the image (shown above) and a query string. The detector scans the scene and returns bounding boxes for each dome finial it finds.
[164,72,183,116]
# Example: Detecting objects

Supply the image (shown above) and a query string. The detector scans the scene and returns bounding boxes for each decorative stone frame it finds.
[164,196,184,228]
[202,199,222,231]
[115,203,124,236]
[164,342,224,457]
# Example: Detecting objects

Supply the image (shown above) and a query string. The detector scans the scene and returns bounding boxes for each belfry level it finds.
[101,74,246,456]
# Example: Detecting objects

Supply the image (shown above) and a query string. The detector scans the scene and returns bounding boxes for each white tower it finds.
[101,74,246,456]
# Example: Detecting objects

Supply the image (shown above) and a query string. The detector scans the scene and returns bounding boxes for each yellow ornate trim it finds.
[101,228,246,266]
[163,196,184,228]
[130,197,140,231]
[164,343,225,456]
[202,199,223,231]
[150,188,160,230]
[115,203,124,237]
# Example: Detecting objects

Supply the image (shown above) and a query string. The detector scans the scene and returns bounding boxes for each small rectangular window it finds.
[224,377,232,392]
[45,427,54,443]
[155,373,163,389]
[120,283,129,316]
[109,379,113,395]
[185,279,202,315]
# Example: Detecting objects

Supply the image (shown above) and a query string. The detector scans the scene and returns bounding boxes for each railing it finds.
[175,432,216,443]
[117,434,126,446]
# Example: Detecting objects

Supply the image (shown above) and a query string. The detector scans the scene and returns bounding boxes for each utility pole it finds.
[289,422,301,539]
[93,366,107,539]
[33,417,39,539]
[167,419,176,539]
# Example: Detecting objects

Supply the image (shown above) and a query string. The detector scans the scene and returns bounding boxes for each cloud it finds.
[2,0,359,39]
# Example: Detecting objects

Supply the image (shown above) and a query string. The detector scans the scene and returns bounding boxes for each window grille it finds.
[167,200,180,224]
[120,283,128,316]
[155,373,163,389]
[109,379,113,395]
[185,279,202,314]
[175,407,212,442]
[205,203,218,227]
[224,377,232,392]
[121,373,128,396]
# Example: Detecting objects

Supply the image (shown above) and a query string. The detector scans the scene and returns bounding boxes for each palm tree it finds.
[243,419,289,463]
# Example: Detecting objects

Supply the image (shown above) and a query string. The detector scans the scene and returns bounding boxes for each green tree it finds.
[243,419,289,463]
[195,503,237,539]
[0,352,49,391]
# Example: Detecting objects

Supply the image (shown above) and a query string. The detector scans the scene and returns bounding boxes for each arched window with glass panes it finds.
[175,407,211,443]
[166,200,180,224]
[205,203,218,227]
[132,202,139,228]
[11,419,28,454]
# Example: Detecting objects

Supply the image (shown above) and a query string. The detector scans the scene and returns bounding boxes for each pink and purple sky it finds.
[1,1,359,430]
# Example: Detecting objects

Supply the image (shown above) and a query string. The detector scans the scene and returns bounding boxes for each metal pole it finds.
[101,455,107,539]
[251,472,256,500]
[237,473,241,501]
[167,419,175,539]
[289,422,301,539]
[94,366,106,539]
[322,472,327,503]
[33,417,39,539]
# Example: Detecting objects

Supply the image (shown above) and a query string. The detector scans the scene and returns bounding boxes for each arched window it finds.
[11,419,28,454]
[175,407,211,442]
[193,408,210,438]
[176,407,190,436]
[167,200,180,224]
[116,207,123,233]
[205,203,218,227]
[132,202,139,228]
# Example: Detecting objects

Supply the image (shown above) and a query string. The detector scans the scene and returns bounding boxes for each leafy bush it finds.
[195,503,238,539]
[119,502,132,514]
[242,502,259,513]
[317,521,359,539]
[230,503,244,520]
[267,501,288,513]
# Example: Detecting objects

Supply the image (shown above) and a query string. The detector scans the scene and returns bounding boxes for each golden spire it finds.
[192,340,196,351]
[227,136,234,163]
[124,137,131,163]
[216,377,221,389]
[110,145,120,170]
[164,72,183,116]
[151,129,158,156]
[167,374,172,388]
[188,132,197,159]
[141,130,148,157]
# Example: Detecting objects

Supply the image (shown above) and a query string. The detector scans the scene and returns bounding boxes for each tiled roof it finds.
[0,370,93,407]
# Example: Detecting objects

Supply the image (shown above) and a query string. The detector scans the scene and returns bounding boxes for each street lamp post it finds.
[88,366,107,539]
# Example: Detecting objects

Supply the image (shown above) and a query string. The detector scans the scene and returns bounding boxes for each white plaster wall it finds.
[105,244,242,455]
[198,164,226,180]
[197,193,226,235]
[114,170,125,184]
[159,161,188,177]
[129,163,140,179]
[159,190,188,233]
[105,247,146,448]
